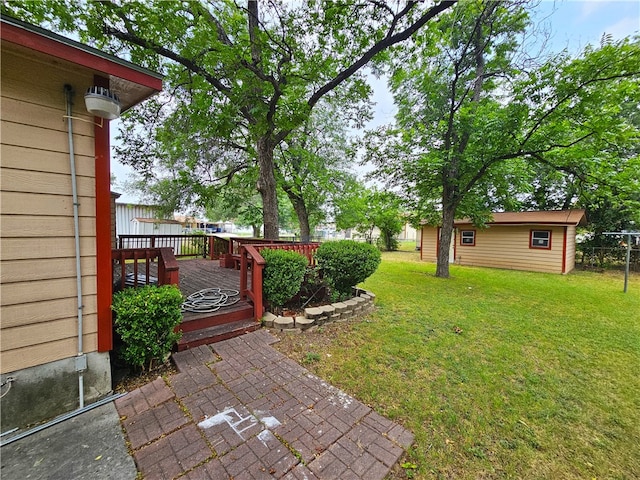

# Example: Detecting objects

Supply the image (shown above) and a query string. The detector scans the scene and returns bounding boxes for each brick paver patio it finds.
[115,330,414,479]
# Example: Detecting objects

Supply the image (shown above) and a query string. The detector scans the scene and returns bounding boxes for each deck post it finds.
[239,246,248,299]
[252,260,263,321]
[159,247,179,287]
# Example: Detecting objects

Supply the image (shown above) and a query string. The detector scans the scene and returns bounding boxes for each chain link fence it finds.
[576,245,640,271]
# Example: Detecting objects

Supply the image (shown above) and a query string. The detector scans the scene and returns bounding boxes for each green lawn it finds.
[295,249,640,479]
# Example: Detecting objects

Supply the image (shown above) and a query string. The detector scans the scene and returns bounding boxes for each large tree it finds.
[367,0,640,277]
[275,100,360,242]
[3,0,456,239]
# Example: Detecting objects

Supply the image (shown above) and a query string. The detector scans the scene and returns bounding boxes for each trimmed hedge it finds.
[315,240,381,300]
[261,248,309,310]
[112,284,183,371]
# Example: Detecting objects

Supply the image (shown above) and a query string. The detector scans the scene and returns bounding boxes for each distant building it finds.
[420,210,586,274]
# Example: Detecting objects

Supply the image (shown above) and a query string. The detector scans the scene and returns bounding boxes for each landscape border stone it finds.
[264,288,376,333]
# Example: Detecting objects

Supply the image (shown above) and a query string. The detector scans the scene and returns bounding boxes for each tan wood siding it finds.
[1,47,96,111]
[455,226,565,273]
[1,120,95,154]
[0,215,96,238]
[1,296,98,329]
[1,95,94,135]
[1,43,99,373]
[421,227,439,262]
[1,236,97,261]
[1,144,95,177]
[1,169,96,197]
[565,225,577,273]
[1,316,98,351]
[1,335,98,375]
[0,257,97,283]
[1,191,96,216]
[1,276,97,308]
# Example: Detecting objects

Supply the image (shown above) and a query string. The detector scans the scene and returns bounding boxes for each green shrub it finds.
[315,240,381,300]
[261,248,309,311]
[112,284,183,371]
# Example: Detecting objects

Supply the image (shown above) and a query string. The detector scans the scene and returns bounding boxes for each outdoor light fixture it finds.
[84,86,121,120]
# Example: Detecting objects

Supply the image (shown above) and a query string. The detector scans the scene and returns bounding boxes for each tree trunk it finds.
[284,189,311,243]
[436,203,456,278]
[256,136,280,239]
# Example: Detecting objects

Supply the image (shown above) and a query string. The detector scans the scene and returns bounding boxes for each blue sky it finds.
[112,1,639,203]
[533,0,639,53]
[369,0,640,127]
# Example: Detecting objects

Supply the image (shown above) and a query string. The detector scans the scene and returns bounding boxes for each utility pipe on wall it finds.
[64,84,86,409]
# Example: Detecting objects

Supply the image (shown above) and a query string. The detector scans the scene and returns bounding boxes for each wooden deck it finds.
[114,257,259,349]
[177,258,241,297]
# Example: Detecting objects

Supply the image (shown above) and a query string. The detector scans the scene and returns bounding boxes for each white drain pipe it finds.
[64,84,86,409]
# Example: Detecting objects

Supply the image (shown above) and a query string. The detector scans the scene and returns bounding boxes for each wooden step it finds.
[179,301,254,332]
[176,320,261,351]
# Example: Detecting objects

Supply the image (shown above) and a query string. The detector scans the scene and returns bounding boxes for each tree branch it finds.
[307,1,457,109]
[104,26,231,94]
[521,64,640,147]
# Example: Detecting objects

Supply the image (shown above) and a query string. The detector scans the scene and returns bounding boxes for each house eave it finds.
[1,14,163,111]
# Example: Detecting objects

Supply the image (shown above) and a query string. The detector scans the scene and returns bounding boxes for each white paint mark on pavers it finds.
[260,415,281,429]
[198,408,283,443]
[198,407,258,440]
[257,429,279,448]
[328,390,354,409]
[307,374,355,410]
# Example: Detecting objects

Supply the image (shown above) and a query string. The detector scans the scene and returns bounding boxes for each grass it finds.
[298,248,640,479]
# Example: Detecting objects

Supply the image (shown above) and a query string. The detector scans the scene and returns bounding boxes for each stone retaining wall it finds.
[262,288,376,333]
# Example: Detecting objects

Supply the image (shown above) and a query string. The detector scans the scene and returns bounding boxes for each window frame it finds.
[460,229,476,246]
[530,229,552,250]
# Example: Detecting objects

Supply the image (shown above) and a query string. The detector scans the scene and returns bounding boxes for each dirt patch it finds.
[113,362,177,393]
[268,321,356,364]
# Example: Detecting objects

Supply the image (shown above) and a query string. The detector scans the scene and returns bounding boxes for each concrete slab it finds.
[0,403,136,480]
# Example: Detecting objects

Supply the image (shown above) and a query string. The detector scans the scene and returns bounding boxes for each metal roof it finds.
[454,210,587,226]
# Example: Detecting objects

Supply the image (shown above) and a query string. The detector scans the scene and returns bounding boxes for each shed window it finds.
[530,230,551,249]
[460,230,476,246]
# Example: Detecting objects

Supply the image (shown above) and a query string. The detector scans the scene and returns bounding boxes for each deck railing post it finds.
[253,260,263,321]
[239,246,248,300]
[158,247,179,287]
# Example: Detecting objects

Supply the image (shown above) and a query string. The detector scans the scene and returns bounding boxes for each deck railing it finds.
[237,241,321,320]
[111,247,179,291]
[239,245,266,321]
[219,236,321,269]
[118,234,210,258]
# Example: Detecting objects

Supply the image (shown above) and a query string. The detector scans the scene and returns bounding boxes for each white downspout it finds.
[64,84,86,409]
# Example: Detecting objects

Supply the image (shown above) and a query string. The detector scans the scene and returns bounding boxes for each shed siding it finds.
[421,226,439,262]
[115,203,159,237]
[455,225,566,274]
[0,46,98,373]
[565,225,577,273]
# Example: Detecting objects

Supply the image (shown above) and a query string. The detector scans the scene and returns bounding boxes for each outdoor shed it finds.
[131,217,183,236]
[421,210,586,274]
[1,15,162,430]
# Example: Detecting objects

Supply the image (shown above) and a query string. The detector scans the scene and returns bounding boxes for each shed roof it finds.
[454,210,587,227]
[1,14,162,111]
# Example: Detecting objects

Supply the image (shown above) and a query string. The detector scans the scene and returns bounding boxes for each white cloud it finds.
[604,17,640,40]
[577,1,608,22]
